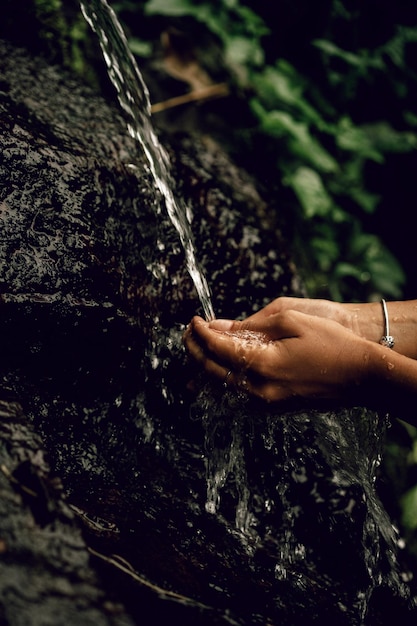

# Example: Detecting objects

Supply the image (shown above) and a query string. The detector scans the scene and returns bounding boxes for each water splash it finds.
[192,382,259,535]
[80,0,215,321]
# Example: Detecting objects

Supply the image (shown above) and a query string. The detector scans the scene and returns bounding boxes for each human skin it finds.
[183,297,417,424]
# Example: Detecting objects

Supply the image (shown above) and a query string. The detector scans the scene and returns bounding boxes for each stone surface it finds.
[0,37,416,625]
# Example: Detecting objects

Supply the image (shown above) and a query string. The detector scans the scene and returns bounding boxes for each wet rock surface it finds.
[0,38,416,625]
[0,399,135,626]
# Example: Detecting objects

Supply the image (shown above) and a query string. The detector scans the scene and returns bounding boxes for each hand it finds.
[183,308,372,402]
[244,296,363,335]
[257,297,417,359]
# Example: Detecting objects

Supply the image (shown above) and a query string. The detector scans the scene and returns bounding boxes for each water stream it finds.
[78,0,249,525]
[80,0,215,322]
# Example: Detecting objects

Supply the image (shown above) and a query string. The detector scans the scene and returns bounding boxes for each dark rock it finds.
[0,398,135,626]
[0,36,416,626]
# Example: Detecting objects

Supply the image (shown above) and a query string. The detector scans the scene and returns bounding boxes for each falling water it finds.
[80,0,215,321]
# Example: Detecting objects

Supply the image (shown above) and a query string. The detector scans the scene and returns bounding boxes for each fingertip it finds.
[187,315,203,330]
[188,316,210,341]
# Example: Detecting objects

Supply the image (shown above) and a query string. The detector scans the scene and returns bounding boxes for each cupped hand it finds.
[245,296,361,333]
[183,309,372,402]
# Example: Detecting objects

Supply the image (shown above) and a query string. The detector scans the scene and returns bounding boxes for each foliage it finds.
[131,0,417,303]
[31,0,84,67]
[10,3,415,301]
[0,0,100,85]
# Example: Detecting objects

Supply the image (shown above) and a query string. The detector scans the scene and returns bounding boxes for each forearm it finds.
[344,300,417,359]
[252,297,417,359]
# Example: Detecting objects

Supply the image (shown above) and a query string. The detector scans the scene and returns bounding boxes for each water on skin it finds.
[80,0,215,321]
[223,329,270,346]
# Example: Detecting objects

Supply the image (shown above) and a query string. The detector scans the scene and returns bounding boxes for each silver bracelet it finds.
[379,298,395,349]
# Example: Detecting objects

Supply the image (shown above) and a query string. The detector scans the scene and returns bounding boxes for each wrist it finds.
[343,300,417,359]
[342,302,382,343]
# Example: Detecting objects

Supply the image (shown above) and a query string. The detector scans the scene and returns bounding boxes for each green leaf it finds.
[288,167,333,218]
[334,262,365,281]
[337,118,417,158]
[145,0,196,17]
[145,0,222,40]
[253,64,324,127]
[128,37,152,58]
[261,111,338,173]
[234,5,269,38]
[367,258,405,298]
[310,237,339,270]
[249,98,267,123]
[404,111,417,127]
[364,122,417,154]
[401,484,417,530]
[313,39,384,71]
[336,117,384,162]
[349,188,380,214]
[225,35,264,67]
[382,25,417,70]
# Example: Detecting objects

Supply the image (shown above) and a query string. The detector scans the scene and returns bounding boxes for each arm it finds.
[183,299,417,426]
[244,297,417,359]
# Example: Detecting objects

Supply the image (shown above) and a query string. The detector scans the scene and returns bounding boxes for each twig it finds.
[87,546,213,610]
[151,82,230,114]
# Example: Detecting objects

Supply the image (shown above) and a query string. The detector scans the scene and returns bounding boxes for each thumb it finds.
[211,310,306,340]
[208,318,244,332]
[209,313,302,339]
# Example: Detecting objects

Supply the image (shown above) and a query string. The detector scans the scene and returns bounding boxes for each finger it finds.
[183,321,207,366]
[251,309,317,341]
[231,370,295,403]
[208,318,271,342]
[211,310,305,342]
[249,379,293,403]
[194,318,265,371]
[185,320,294,400]
[243,296,297,323]
[185,318,244,385]
[184,324,231,380]
[208,318,243,332]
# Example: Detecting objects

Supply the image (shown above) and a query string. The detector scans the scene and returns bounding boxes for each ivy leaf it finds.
[364,122,417,154]
[253,63,324,127]
[287,167,333,218]
[260,111,338,173]
[334,262,365,281]
[348,187,380,213]
[128,37,152,58]
[313,39,384,71]
[145,0,221,40]
[401,484,417,530]
[336,117,385,162]
[145,0,196,17]
[310,236,339,270]
[367,257,405,298]
[225,35,264,67]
